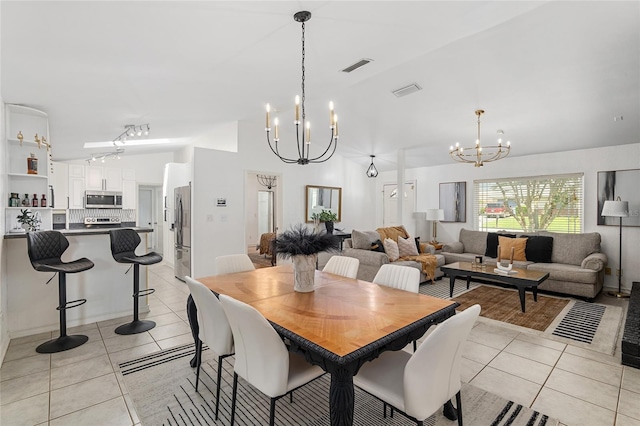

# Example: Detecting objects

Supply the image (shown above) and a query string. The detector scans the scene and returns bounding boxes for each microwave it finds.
[84,191,123,209]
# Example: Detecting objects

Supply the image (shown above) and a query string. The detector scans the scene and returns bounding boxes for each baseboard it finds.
[0,310,9,365]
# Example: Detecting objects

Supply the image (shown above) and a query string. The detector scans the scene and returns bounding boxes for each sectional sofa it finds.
[441,228,608,299]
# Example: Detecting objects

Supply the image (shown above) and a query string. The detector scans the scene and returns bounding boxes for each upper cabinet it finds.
[85,166,123,191]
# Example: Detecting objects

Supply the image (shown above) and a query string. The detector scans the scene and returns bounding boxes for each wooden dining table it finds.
[196,264,458,426]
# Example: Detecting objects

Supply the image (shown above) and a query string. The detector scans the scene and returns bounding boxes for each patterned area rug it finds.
[121,344,559,426]
[420,279,623,355]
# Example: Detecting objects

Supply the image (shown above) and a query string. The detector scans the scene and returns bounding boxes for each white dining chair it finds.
[372,264,421,293]
[184,276,234,420]
[215,254,255,275]
[322,255,360,279]
[354,304,481,426]
[219,294,326,426]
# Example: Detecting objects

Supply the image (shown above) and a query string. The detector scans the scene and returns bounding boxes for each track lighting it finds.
[112,123,150,147]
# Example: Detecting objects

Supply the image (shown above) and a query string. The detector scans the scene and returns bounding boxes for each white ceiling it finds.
[2,1,638,171]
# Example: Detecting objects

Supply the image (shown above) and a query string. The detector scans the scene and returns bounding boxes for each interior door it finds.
[383,182,416,227]
[138,187,154,250]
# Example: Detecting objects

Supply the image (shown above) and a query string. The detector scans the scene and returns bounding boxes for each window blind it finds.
[474,173,584,233]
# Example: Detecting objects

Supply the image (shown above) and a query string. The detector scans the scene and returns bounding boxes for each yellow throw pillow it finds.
[397,236,419,257]
[383,238,400,261]
[498,236,527,262]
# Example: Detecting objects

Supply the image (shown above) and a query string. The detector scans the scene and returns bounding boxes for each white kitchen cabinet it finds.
[85,166,123,191]
[51,162,69,209]
[68,176,85,209]
[122,179,137,210]
[68,164,84,178]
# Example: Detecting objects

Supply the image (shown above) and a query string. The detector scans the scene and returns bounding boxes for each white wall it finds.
[190,118,374,279]
[0,98,8,363]
[378,143,640,293]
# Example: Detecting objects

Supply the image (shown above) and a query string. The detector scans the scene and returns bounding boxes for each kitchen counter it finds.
[4,228,158,338]
[4,227,153,239]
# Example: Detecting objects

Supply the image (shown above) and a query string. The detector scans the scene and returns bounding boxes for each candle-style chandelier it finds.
[449,110,511,167]
[265,11,338,165]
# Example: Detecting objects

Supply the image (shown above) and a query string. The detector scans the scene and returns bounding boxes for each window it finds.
[474,173,583,233]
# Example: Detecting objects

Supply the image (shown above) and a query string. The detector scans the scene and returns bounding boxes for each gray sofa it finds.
[341,234,445,283]
[442,228,608,299]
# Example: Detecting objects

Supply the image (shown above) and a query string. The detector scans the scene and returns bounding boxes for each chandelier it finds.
[265,11,338,165]
[449,110,510,167]
[366,155,379,178]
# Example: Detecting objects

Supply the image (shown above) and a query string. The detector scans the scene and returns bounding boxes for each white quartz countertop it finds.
[4,227,153,239]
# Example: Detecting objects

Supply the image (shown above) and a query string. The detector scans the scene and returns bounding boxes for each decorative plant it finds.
[311,209,338,223]
[16,209,41,231]
[275,224,339,259]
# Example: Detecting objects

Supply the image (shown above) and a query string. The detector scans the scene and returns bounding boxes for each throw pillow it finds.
[383,238,400,261]
[485,232,517,258]
[352,230,378,250]
[397,236,419,257]
[371,239,386,253]
[498,236,527,262]
[521,235,554,263]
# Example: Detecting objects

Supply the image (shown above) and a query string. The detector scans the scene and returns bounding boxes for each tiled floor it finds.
[1,262,638,426]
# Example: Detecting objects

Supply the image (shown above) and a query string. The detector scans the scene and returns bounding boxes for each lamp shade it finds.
[601,200,629,217]
[425,209,445,221]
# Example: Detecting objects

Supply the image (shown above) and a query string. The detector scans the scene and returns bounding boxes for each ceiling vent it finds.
[392,83,422,98]
[341,58,373,73]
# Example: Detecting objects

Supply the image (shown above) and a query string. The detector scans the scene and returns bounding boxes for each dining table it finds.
[195,264,458,426]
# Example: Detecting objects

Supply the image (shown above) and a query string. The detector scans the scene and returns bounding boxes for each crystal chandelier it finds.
[449,110,510,167]
[265,11,338,165]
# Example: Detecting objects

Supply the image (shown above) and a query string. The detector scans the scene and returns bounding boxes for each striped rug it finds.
[121,344,558,426]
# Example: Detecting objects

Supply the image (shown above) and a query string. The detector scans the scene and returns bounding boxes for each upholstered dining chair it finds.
[372,264,421,293]
[185,276,234,420]
[322,255,360,279]
[354,304,481,426]
[215,254,255,275]
[219,294,325,426]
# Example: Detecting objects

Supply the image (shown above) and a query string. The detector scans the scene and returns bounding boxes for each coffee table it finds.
[441,261,550,312]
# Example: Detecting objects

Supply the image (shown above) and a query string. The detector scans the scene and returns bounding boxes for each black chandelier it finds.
[366,155,378,178]
[265,11,338,165]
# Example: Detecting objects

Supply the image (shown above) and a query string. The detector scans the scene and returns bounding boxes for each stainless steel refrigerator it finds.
[174,185,191,282]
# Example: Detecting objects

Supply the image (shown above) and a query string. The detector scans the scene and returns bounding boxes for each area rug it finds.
[121,344,559,426]
[452,285,570,331]
[247,251,274,269]
[420,279,623,355]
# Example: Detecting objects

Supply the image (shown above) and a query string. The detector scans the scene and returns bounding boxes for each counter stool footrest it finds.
[36,334,89,354]
[135,288,155,298]
[57,298,87,310]
[115,319,156,335]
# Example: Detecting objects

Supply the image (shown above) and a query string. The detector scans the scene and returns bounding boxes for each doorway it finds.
[245,171,282,255]
[138,185,163,253]
[382,181,416,227]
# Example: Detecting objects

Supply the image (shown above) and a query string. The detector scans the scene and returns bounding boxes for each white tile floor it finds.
[1,262,638,426]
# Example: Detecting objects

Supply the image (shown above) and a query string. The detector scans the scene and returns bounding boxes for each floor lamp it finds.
[426,209,444,245]
[601,197,629,298]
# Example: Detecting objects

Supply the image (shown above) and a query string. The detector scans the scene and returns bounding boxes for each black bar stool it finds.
[26,231,95,353]
[109,229,162,335]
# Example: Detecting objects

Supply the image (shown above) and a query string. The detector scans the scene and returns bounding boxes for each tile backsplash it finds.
[68,209,136,223]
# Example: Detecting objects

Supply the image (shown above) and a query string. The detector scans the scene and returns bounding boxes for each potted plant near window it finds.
[311,209,338,234]
[275,224,338,292]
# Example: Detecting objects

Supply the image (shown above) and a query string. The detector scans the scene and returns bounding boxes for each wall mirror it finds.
[306,185,342,222]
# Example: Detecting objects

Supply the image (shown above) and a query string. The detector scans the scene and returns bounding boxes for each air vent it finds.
[341,58,373,73]
[392,83,422,98]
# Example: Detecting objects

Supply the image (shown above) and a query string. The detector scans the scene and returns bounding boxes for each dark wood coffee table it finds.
[441,261,550,312]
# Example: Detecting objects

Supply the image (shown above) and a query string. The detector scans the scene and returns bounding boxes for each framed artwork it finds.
[597,169,640,226]
[439,182,466,222]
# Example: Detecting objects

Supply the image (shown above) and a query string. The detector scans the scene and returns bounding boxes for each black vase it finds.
[324,221,334,234]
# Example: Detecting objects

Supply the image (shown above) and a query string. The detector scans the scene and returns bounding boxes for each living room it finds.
[1,2,639,425]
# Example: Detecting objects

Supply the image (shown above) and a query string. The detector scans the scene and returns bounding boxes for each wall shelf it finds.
[6,207,52,210]
[8,173,48,179]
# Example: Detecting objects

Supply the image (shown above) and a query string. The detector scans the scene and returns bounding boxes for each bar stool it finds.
[109,229,162,335]
[26,231,94,353]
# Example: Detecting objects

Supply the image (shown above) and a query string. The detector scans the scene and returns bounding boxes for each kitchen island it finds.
[4,227,156,338]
